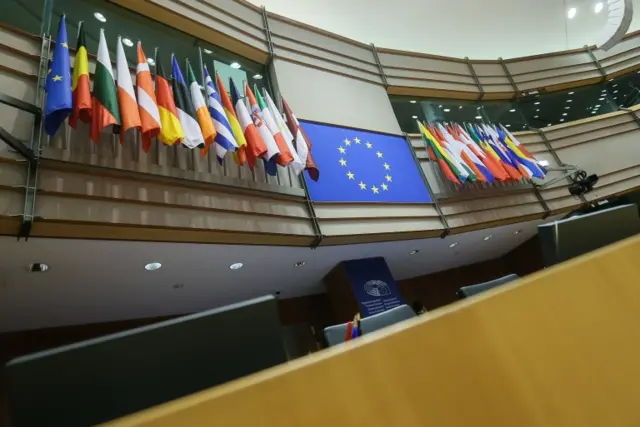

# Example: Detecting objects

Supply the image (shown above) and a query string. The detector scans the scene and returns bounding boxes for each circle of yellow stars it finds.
[338,136,391,195]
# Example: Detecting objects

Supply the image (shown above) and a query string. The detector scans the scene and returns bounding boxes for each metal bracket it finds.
[584,44,606,80]
[498,57,519,98]
[371,43,389,88]
[465,57,485,101]
[620,107,640,127]
[0,127,36,165]
[299,174,323,249]
[403,132,450,237]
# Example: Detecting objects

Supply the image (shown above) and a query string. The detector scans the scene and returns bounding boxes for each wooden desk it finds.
[105,234,640,427]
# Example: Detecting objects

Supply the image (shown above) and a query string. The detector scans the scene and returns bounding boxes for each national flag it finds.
[135,41,161,152]
[215,72,247,165]
[245,83,280,175]
[263,89,304,175]
[171,56,204,149]
[282,98,319,181]
[155,51,183,146]
[429,124,471,183]
[44,15,72,136]
[256,86,294,168]
[418,122,461,185]
[457,123,509,182]
[68,21,91,129]
[90,29,120,144]
[203,66,238,163]
[499,125,546,179]
[186,61,216,152]
[482,124,523,180]
[229,78,266,169]
[442,123,494,184]
[115,36,141,143]
[466,123,512,181]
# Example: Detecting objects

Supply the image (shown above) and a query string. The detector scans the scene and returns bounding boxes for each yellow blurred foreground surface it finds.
[105,234,640,427]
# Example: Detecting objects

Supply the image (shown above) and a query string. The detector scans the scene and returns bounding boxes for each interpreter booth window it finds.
[605,72,640,108]
[519,82,617,129]
[50,0,268,97]
[2,0,46,35]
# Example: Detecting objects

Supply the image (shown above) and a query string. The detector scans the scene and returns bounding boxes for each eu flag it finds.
[44,15,72,136]
[301,121,432,203]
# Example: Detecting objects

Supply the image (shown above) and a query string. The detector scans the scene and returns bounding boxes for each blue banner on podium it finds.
[343,257,405,317]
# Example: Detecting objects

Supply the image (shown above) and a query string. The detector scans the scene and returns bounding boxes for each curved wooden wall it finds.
[104,234,640,427]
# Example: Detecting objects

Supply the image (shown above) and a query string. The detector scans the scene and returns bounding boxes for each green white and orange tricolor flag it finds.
[116,35,141,143]
[90,29,120,144]
[69,21,90,129]
[186,61,216,151]
[135,41,161,152]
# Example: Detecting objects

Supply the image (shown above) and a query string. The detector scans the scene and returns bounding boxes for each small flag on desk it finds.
[44,15,72,136]
[301,121,431,203]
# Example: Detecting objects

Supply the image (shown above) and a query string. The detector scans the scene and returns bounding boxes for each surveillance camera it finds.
[29,263,49,272]
[569,173,598,196]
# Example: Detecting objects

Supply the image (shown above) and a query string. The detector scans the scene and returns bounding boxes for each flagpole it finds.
[153,46,161,165]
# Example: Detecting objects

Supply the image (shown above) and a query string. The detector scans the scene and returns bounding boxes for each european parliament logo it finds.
[300,120,432,203]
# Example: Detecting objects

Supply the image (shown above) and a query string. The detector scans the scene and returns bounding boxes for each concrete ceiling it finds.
[0,215,562,332]
[254,0,639,59]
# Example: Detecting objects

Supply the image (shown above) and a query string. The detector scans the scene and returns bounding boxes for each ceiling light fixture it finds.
[475,115,482,119]
[534,115,539,118]
[459,106,463,109]
[505,124,511,127]
[29,263,49,272]
[534,101,540,105]
[536,109,540,112]
[229,262,244,270]
[410,100,417,104]
[253,74,263,79]
[410,249,420,255]
[592,110,597,114]
[547,123,552,127]
[565,106,570,110]
[203,48,213,54]
[509,108,516,112]
[568,92,575,95]
[438,104,442,108]
[566,99,572,102]
[294,261,307,267]
[595,104,601,108]
[567,7,577,19]
[146,58,155,66]
[599,97,605,101]
[94,12,107,22]
[443,108,451,112]
[449,242,458,248]
[483,235,493,241]
[514,230,522,235]
[594,2,603,13]
[614,90,619,94]
[562,112,568,116]
[122,38,134,47]
[412,115,418,119]
[613,84,618,88]
[145,262,162,271]
[230,62,241,69]
[560,118,565,122]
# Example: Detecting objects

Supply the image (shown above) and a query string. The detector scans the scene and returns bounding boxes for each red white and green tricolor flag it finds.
[90,29,120,144]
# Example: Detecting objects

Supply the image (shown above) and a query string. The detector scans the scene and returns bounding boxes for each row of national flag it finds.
[418,120,546,186]
[43,15,319,180]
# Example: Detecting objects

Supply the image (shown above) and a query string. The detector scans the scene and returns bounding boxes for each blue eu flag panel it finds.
[300,120,432,203]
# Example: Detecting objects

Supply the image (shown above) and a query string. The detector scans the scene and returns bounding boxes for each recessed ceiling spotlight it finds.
[567,7,577,19]
[566,99,572,102]
[599,97,605,101]
[547,123,552,127]
[595,104,601,108]
[534,101,540,105]
[534,115,539,118]
[229,262,244,270]
[449,242,458,248]
[613,84,618,88]
[594,2,603,13]
[568,92,575,95]
[509,108,516,112]
[438,104,443,108]
[253,74,263,80]
[146,58,155,66]
[145,262,162,271]
[560,118,565,122]
[459,106,463,109]
[565,106,570,110]
[230,62,241,69]
[613,90,619,94]
[475,115,482,119]
[122,38,134,47]
[443,108,451,112]
[412,115,418,119]
[505,124,511,127]
[203,49,213,54]
[410,100,417,104]
[483,235,493,241]
[94,12,107,22]
[410,249,420,255]
[591,110,597,114]
[562,113,568,116]
[614,96,618,99]
[536,109,540,112]
[294,261,306,267]
[29,263,49,272]
[514,230,522,235]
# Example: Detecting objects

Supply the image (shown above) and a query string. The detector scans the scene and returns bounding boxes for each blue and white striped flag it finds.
[204,65,238,164]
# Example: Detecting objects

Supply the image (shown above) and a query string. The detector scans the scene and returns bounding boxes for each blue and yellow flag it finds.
[44,15,72,136]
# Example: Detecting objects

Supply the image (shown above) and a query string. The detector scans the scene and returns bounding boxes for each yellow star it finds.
[385,174,392,182]
[344,138,351,146]
[376,151,383,158]
[61,42,68,48]
[52,75,62,82]
[371,186,379,194]
[354,137,361,144]
[338,146,346,154]
[346,171,355,180]
[383,162,391,170]
[339,158,347,167]
[365,142,373,149]
[381,183,389,191]
[359,181,367,190]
